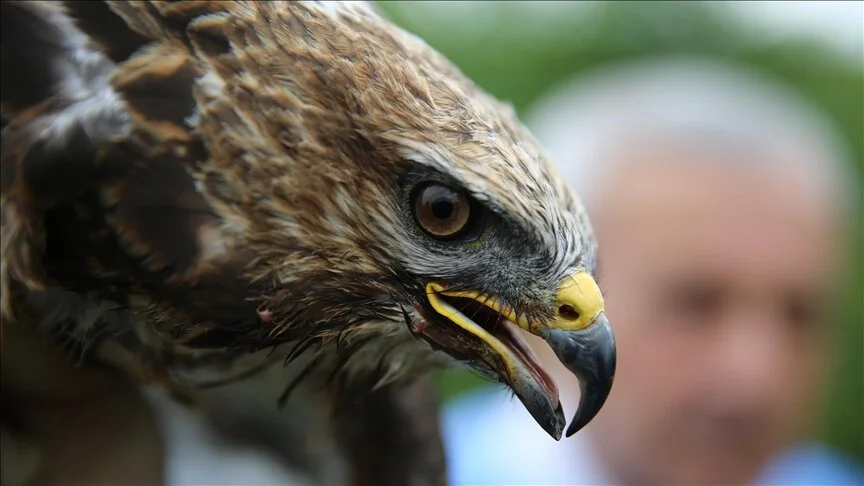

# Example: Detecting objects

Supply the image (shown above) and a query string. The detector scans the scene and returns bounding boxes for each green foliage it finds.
[375,1,864,461]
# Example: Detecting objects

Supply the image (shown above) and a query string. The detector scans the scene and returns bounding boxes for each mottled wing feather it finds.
[2,1,228,310]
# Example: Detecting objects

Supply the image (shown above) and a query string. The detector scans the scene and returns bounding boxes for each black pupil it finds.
[431,198,455,220]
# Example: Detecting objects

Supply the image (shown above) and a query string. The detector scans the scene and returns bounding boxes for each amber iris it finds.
[413,184,472,238]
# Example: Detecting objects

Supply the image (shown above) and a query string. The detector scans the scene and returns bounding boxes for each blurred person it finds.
[441,57,863,485]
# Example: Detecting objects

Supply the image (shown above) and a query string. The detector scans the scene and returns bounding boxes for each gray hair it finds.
[523,56,858,216]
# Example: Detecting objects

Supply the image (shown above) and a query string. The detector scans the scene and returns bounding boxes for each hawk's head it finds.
[1,0,615,440]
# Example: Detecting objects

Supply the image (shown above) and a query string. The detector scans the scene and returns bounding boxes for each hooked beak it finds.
[423,271,616,440]
[539,311,616,437]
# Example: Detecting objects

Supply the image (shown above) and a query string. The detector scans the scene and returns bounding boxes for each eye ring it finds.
[411,182,481,241]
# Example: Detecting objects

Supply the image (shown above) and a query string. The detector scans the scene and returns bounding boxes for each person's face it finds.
[583,145,845,486]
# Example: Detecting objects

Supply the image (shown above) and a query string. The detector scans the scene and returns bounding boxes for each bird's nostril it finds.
[558,304,580,321]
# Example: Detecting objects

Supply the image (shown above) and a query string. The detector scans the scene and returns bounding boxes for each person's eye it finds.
[782,294,827,335]
[662,281,726,326]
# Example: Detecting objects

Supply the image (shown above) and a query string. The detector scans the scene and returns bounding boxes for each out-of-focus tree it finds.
[375,0,863,462]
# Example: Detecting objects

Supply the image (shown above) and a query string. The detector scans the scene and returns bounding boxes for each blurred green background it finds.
[374,0,864,462]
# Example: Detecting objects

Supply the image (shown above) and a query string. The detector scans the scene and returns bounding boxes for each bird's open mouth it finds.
[414,284,566,438]
[413,275,616,440]
[422,292,559,405]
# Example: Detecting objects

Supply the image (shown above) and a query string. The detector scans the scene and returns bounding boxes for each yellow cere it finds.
[552,271,606,331]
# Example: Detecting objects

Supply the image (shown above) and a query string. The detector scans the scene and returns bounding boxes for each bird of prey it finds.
[0,1,615,485]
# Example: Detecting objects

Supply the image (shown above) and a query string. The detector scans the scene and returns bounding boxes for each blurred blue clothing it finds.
[441,386,864,486]
[759,443,864,486]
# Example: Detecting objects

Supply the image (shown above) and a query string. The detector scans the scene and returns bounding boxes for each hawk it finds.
[0,1,616,484]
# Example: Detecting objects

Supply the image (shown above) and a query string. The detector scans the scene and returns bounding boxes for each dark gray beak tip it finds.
[521,394,566,441]
[543,313,617,438]
[545,403,566,441]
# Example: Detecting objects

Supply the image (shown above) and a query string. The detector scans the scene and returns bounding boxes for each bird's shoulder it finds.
[0,2,319,390]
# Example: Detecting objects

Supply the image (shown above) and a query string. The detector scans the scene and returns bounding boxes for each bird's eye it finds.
[412,183,478,240]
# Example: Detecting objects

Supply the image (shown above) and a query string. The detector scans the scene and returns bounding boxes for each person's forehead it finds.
[592,143,842,267]
[598,141,836,219]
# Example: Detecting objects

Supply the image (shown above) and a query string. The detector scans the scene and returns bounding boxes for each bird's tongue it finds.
[494,318,559,405]
[487,315,568,439]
